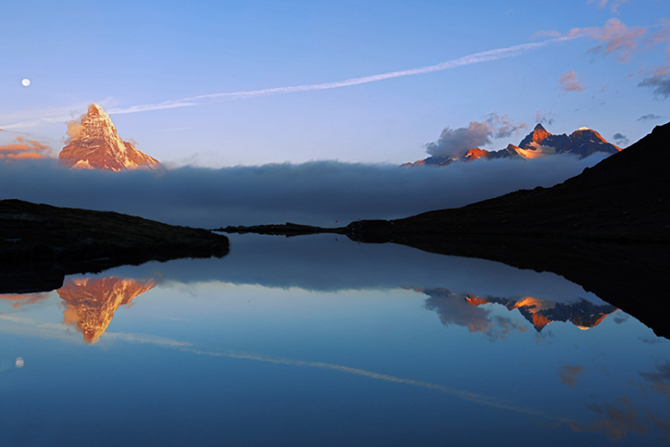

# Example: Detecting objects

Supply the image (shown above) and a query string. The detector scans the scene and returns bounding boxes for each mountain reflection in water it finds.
[57,277,156,343]
[419,288,617,336]
[0,234,669,446]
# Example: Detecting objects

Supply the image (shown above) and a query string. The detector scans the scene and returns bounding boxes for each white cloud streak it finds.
[0,37,571,130]
[108,39,565,115]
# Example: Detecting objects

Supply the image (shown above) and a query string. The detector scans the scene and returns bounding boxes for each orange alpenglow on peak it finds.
[464,148,489,160]
[59,104,163,171]
[57,276,157,344]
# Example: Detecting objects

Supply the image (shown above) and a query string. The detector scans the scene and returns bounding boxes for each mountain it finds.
[59,104,163,171]
[364,121,670,242]
[406,123,621,167]
[346,121,670,337]
[58,277,156,344]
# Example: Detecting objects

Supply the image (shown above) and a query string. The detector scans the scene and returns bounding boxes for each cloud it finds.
[424,292,527,341]
[582,19,648,63]
[560,365,585,387]
[0,156,608,229]
[640,361,670,394]
[612,132,629,146]
[0,136,51,160]
[638,114,662,121]
[106,40,558,116]
[0,293,50,308]
[535,111,556,126]
[425,114,527,158]
[572,398,647,441]
[559,70,587,92]
[587,0,631,13]
[638,66,670,98]
[425,122,492,159]
[66,118,86,141]
[544,19,648,63]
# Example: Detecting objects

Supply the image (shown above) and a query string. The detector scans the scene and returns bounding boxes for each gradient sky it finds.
[1,0,668,167]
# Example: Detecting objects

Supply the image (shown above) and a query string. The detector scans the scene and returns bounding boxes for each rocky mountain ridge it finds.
[407,123,621,167]
[59,104,163,171]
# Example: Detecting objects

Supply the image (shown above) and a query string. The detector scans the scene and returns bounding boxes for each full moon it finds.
[21,78,31,87]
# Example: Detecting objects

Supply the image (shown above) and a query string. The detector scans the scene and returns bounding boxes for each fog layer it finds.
[0,155,606,227]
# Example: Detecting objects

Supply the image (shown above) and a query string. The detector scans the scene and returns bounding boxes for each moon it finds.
[21,78,31,87]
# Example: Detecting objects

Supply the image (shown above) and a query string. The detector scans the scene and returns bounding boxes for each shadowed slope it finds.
[351,121,670,242]
[345,122,670,336]
[0,199,228,293]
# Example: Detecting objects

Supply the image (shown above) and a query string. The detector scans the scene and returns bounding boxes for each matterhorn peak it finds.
[59,104,163,171]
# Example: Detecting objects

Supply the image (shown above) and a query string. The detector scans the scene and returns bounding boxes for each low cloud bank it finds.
[0,155,607,228]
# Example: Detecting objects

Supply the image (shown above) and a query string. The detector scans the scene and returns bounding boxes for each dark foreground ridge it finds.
[220,122,670,337]
[1,199,229,293]
[350,121,670,243]
[218,222,346,237]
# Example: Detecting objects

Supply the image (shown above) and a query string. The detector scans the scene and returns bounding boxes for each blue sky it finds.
[1,0,668,167]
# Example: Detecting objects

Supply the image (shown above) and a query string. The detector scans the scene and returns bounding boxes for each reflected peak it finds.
[58,277,156,344]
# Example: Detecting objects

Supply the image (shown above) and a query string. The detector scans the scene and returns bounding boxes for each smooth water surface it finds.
[1,234,669,446]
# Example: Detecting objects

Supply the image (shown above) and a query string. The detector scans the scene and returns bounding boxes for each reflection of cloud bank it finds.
[0,156,606,227]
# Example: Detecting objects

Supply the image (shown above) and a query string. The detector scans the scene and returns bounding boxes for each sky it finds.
[1,0,668,167]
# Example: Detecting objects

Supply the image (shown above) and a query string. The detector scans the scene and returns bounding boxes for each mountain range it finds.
[405,124,621,167]
[222,121,670,336]
[345,121,670,336]
[59,104,163,171]
[357,121,669,242]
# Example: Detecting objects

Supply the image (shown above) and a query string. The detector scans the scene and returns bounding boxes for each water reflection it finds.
[418,288,618,336]
[57,277,156,343]
[0,234,669,446]
[0,292,49,308]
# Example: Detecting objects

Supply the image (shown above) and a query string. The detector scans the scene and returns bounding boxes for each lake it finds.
[1,233,668,446]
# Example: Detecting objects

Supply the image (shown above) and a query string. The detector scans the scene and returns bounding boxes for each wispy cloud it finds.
[560,365,585,387]
[0,136,51,160]
[637,113,662,121]
[540,18,652,63]
[639,66,670,97]
[535,111,556,126]
[107,39,565,116]
[559,70,587,92]
[587,0,632,13]
[612,132,629,146]
[0,37,575,130]
[580,19,647,62]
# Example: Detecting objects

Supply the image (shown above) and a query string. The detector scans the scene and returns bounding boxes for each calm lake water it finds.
[1,234,669,446]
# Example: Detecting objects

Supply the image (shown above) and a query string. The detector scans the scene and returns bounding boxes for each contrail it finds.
[0,312,572,423]
[0,37,572,129]
[108,38,568,115]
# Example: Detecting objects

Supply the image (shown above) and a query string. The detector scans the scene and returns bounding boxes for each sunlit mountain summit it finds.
[407,124,621,167]
[59,104,163,171]
[57,276,156,344]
